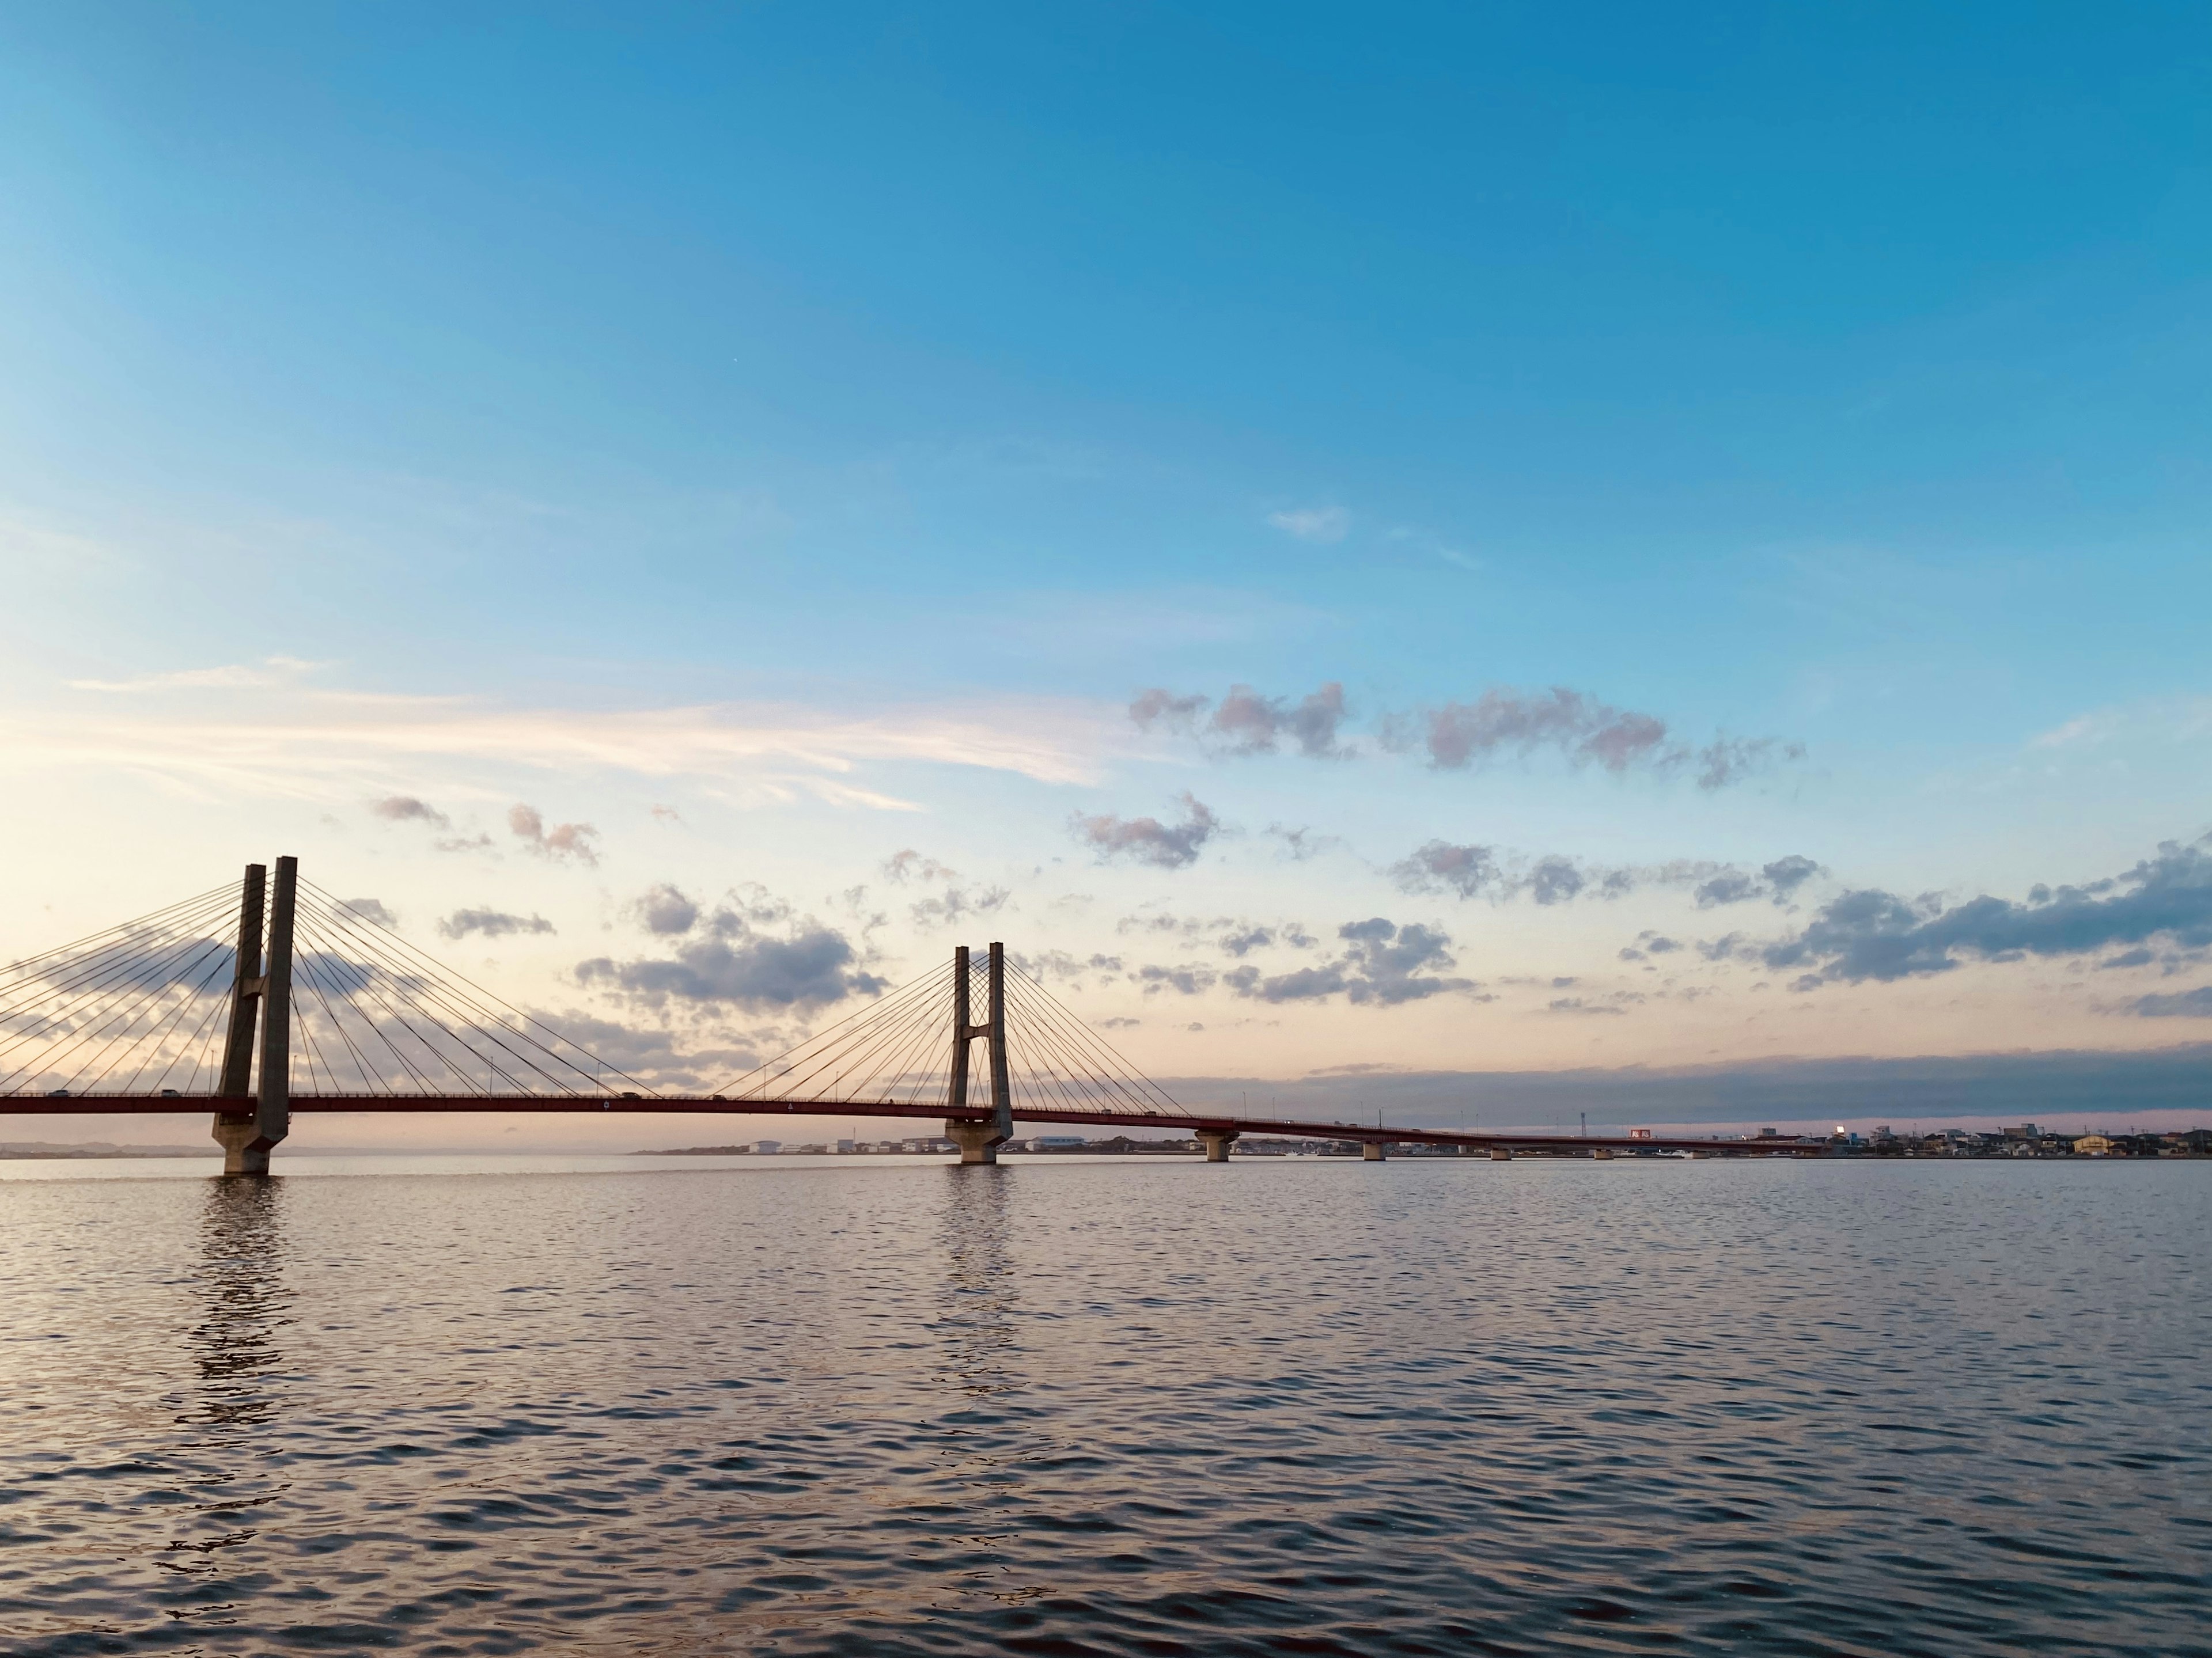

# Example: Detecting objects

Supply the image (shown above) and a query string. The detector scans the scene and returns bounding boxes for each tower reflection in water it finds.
[934,1163,1020,1406]
[162,1175,296,1595]
[188,1175,293,1429]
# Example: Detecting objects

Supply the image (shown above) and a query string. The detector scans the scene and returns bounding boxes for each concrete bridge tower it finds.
[944,942,1014,1164]
[210,857,296,1175]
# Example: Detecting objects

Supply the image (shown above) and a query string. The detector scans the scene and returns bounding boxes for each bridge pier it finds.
[1363,1140,1388,1161]
[946,1118,1005,1165]
[1196,1128,1238,1163]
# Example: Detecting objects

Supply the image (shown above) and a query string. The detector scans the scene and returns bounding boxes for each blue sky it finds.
[3,3,2209,1136]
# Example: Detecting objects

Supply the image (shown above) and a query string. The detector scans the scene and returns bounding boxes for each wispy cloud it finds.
[1398,689,1802,787]
[4,685,1117,802]
[1134,679,1801,789]
[1267,505,1350,543]
[1391,842,1824,908]
[69,655,323,694]
[2029,697,2212,752]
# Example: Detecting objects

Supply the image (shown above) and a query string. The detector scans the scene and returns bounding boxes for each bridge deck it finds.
[0,1094,1804,1155]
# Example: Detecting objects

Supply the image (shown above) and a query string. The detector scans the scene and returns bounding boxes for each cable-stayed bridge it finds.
[3,859,1794,1172]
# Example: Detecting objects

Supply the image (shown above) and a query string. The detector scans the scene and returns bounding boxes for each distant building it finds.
[752,1140,781,1155]
[2073,1134,2115,1157]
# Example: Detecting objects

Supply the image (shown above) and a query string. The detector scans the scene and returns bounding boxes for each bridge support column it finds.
[210,859,296,1175]
[943,942,1012,1166]
[1197,1129,1238,1163]
[1363,1140,1388,1161]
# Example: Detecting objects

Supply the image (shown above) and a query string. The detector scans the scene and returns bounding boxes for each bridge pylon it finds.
[211,857,296,1175]
[944,942,1013,1164]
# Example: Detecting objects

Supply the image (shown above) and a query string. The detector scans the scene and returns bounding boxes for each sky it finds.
[2,3,2209,1146]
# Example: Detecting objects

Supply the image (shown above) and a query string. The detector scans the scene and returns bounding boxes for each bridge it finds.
[3,859,1799,1173]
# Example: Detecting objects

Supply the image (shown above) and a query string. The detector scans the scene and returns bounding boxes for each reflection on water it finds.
[187,1175,291,1429]
[934,1163,1018,1402]
[0,1159,2205,1655]
[154,1178,295,1602]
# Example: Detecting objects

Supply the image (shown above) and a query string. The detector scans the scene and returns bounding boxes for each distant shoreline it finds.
[0,1144,213,1160]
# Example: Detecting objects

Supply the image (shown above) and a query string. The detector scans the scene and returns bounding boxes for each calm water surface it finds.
[1,1155,2206,1656]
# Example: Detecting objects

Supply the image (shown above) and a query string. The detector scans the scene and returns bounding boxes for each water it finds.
[2,1155,2206,1656]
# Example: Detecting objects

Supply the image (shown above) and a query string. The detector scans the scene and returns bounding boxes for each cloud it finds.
[1415,687,1668,773]
[909,885,1011,928]
[510,803,600,866]
[1129,689,1209,729]
[1392,688,1802,790]
[3,688,1119,805]
[1211,683,1350,758]
[370,795,450,828]
[1393,841,1825,909]
[1130,683,1350,758]
[2129,987,2212,1018]
[69,656,320,693]
[335,897,397,929]
[1015,950,1123,986]
[576,893,884,1012]
[1137,963,1218,996]
[1071,792,1222,870]
[1695,736,1805,790]
[1391,841,1505,900]
[881,850,957,885]
[1266,824,1342,862]
[1267,505,1350,543]
[1152,1045,2212,1126]
[628,883,702,936]
[1762,855,1822,898]
[1768,836,2212,987]
[438,908,556,940]
[1527,857,1585,906]
[520,1008,763,1092]
[1131,679,1797,790]
[1693,870,1756,906]
[1225,918,1479,1007]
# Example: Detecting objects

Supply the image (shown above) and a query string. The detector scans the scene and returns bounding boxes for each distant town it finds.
[640,1125,2212,1159]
